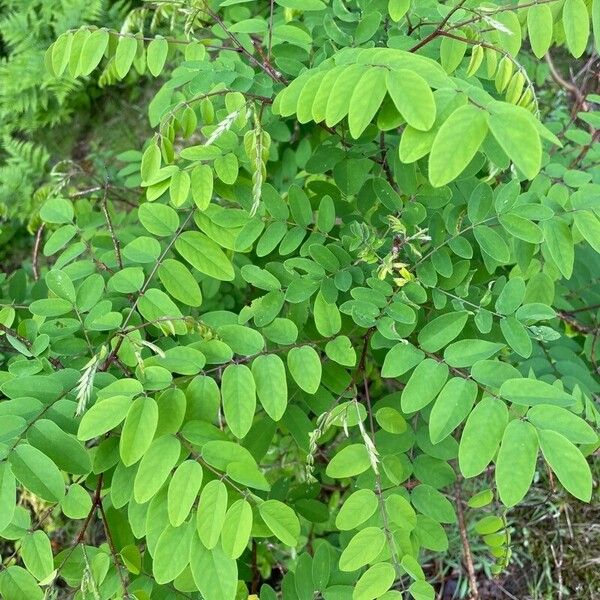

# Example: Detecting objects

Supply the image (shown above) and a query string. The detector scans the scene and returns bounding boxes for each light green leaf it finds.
[119,396,158,466]
[287,346,322,394]
[326,444,371,479]
[500,378,575,407]
[221,499,253,559]
[222,364,256,439]
[429,378,477,443]
[417,311,469,352]
[429,104,488,187]
[20,531,54,581]
[147,36,168,77]
[459,397,508,477]
[381,342,424,377]
[353,562,395,600]
[9,445,64,503]
[563,0,590,58]
[133,435,181,504]
[348,68,387,138]
[259,500,301,547]
[190,536,237,600]
[496,420,538,507]
[538,429,592,501]
[78,395,131,441]
[153,522,193,584]
[335,489,379,530]
[251,354,288,421]
[386,69,435,131]
[168,460,203,527]
[488,105,541,179]
[339,527,386,572]
[197,480,228,549]
[175,231,235,281]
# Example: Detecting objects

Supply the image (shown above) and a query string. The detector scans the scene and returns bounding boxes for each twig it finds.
[32,223,45,281]
[100,183,123,270]
[409,0,469,53]
[455,479,480,600]
[98,499,129,594]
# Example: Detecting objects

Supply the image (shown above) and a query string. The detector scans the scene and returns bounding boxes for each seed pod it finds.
[495,56,514,93]
[485,47,498,78]
[467,44,485,77]
[506,71,525,104]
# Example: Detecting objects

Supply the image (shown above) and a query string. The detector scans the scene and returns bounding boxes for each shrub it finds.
[0,1,599,599]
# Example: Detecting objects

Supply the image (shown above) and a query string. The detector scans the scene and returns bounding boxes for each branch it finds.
[455,479,480,600]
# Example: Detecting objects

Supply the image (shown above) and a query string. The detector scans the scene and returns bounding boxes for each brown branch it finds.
[455,479,480,600]
[409,0,469,53]
[98,499,129,594]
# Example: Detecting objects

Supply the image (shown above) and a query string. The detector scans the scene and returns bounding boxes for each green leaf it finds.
[0,566,43,600]
[527,405,598,444]
[386,69,436,131]
[80,28,109,76]
[538,429,592,501]
[9,445,64,503]
[119,396,158,466]
[381,342,424,377]
[574,210,600,253]
[313,291,342,337]
[78,395,131,441]
[500,315,532,358]
[197,480,228,549]
[175,231,235,281]
[488,105,541,179]
[115,35,137,78]
[20,531,54,581]
[45,269,75,303]
[500,378,575,407]
[153,522,193,584]
[417,311,469,352]
[167,460,203,527]
[27,419,91,475]
[543,219,574,278]
[158,259,202,307]
[354,562,395,600]
[287,346,322,394]
[348,68,387,138]
[190,536,238,600]
[496,420,538,507]
[459,397,508,477]
[251,354,288,421]
[221,499,253,559]
[138,203,179,237]
[147,36,168,77]
[221,364,256,439]
[259,499,300,547]
[401,358,449,412]
[191,164,214,210]
[496,277,526,315]
[428,104,488,187]
[443,339,504,368]
[169,169,190,207]
[429,378,477,443]
[335,489,379,530]
[0,463,16,532]
[326,444,371,479]
[528,3,554,58]
[133,435,181,504]
[563,0,590,58]
[474,224,510,263]
[339,527,386,572]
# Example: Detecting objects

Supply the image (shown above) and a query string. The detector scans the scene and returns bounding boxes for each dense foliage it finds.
[1,1,599,599]
[0,0,132,234]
